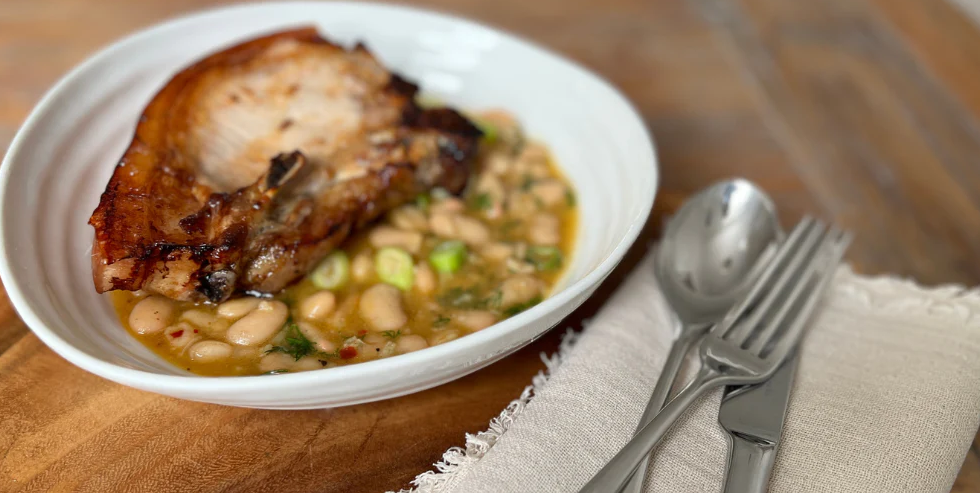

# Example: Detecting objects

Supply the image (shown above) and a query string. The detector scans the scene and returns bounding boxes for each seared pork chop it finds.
[89,28,481,302]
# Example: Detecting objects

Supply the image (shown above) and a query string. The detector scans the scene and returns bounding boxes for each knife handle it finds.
[723,433,776,493]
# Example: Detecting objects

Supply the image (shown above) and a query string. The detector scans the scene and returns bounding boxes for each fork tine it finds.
[712,217,816,340]
[747,225,845,354]
[764,229,852,362]
[723,219,826,347]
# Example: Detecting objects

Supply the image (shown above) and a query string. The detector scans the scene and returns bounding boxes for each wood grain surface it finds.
[3,0,980,491]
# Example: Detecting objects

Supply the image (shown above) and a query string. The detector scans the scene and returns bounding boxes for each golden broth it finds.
[111,111,578,376]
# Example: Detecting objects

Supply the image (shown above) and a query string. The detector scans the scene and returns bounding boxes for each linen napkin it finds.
[395,250,980,493]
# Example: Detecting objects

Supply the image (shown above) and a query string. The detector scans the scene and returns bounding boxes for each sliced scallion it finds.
[429,241,467,274]
[311,251,350,289]
[375,247,415,290]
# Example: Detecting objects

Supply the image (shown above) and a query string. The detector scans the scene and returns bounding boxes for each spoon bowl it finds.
[656,179,782,325]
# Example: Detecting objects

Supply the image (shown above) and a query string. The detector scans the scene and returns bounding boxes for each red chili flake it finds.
[193,329,199,333]
[357,329,367,337]
[170,330,184,338]
[339,346,358,359]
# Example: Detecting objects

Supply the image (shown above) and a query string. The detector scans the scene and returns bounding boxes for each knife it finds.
[718,353,799,493]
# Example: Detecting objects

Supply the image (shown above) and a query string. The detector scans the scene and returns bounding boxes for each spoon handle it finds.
[618,323,708,493]
[579,367,726,493]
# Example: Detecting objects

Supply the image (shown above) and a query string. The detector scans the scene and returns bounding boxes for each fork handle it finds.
[619,324,709,493]
[578,367,731,493]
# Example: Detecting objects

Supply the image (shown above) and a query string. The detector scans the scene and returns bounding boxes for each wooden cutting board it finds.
[3,0,980,491]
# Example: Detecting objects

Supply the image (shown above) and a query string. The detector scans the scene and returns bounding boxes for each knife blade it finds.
[718,353,799,493]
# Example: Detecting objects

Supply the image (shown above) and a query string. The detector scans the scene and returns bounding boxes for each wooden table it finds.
[3,0,980,491]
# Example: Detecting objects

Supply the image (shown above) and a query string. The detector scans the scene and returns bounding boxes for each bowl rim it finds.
[0,0,658,397]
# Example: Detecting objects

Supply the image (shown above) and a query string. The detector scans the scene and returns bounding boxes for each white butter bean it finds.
[129,296,175,335]
[481,242,514,262]
[181,309,215,329]
[530,179,567,208]
[389,206,429,232]
[226,300,288,346]
[259,352,295,373]
[500,275,545,309]
[217,297,262,320]
[529,213,560,246]
[189,341,233,363]
[369,226,423,254]
[359,284,407,331]
[428,330,459,346]
[298,291,336,321]
[453,310,498,331]
[396,334,428,353]
[351,253,374,283]
[429,197,465,214]
[414,262,436,294]
[453,216,490,245]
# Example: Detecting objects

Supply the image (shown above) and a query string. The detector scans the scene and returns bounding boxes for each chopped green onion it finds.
[429,241,468,273]
[469,193,493,211]
[526,246,563,271]
[311,251,350,289]
[415,193,431,211]
[565,189,577,207]
[431,188,451,200]
[375,247,415,290]
[473,117,499,145]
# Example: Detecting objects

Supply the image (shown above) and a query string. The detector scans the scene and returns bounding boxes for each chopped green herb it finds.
[415,193,431,211]
[565,190,576,207]
[482,290,502,310]
[510,133,527,157]
[500,221,522,236]
[521,175,535,191]
[526,246,563,271]
[438,286,503,309]
[265,320,324,361]
[438,287,480,308]
[429,240,468,273]
[433,315,451,327]
[381,330,402,339]
[263,369,290,375]
[469,193,493,211]
[504,296,543,316]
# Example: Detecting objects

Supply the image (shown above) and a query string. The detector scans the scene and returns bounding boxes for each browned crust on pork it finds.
[88,27,480,301]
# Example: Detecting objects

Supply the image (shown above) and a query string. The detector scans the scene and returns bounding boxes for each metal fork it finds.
[578,217,852,493]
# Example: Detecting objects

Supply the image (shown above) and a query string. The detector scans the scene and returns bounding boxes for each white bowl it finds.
[0,2,657,409]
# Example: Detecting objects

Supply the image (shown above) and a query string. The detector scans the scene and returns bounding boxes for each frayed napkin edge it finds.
[391,329,581,493]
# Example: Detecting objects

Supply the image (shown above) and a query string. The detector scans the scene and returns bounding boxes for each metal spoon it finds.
[620,179,782,493]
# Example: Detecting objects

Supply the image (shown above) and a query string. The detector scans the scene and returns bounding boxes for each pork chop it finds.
[89,28,481,302]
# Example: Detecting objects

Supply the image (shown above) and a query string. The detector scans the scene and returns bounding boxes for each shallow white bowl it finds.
[0,2,657,409]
